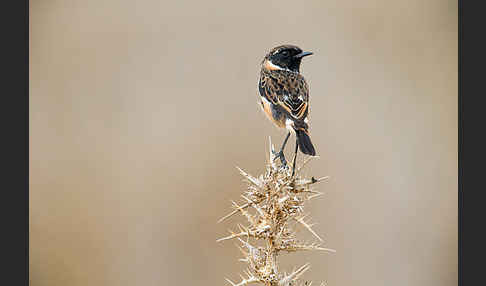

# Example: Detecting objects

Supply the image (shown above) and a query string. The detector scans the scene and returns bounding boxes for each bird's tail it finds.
[295,129,316,156]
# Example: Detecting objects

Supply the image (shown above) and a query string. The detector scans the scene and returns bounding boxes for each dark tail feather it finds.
[296,129,316,156]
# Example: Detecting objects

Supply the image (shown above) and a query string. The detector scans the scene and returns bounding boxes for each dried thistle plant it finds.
[217,137,335,286]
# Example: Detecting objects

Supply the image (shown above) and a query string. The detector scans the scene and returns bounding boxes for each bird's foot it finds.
[272,150,288,167]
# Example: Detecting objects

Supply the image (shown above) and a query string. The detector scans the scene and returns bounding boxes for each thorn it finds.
[217,230,255,242]
[217,229,237,242]
[237,167,263,188]
[314,176,330,183]
[277,242,336,253]
[225,278,236,286]
[225,275,259,286]
[269,136,278,169]
[269,136,275,154]
[217,202,251,223]
[295,216,323,242]
[279,263,311,285]
[236,224,245,233]
[296,155,314,174]
[241,195,266,218]
[236,237,253,249]
[307,192,325,200]
[315,247,336,253]
[232,201,257,224]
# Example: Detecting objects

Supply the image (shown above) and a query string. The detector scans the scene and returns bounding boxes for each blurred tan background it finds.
[29,0,457,285]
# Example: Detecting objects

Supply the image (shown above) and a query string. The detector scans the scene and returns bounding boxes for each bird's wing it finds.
[276,74,309,120]
[259,75,279,105]
[259,72,309,121]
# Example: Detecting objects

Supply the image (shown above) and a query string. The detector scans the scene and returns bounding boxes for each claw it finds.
[272,132,291,167]
[272,150,287,167]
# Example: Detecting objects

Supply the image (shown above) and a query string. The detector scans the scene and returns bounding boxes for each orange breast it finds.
[261,97,285,128]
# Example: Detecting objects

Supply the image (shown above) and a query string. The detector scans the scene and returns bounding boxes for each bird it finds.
[258,45,316,176]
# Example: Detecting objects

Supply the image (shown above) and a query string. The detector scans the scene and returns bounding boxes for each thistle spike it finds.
[218,139,333,285]
[237,167,263,189]
[217,201,251,223]
[279,263,311,286]
[295,216,323,242]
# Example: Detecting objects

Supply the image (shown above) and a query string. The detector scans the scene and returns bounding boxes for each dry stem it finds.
[217,137,334,286]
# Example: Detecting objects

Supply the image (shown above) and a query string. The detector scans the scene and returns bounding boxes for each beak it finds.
[294,51,313,59]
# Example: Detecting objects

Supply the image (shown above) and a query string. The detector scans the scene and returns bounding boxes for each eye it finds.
[281,50,289,56]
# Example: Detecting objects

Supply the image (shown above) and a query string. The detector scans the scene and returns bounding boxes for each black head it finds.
[263,45,313,73]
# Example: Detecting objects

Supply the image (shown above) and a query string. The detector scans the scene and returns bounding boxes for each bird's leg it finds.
[292,137,298,177]
[273,132,291,166]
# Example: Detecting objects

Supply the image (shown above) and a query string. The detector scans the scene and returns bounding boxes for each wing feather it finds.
[259,71,309,121]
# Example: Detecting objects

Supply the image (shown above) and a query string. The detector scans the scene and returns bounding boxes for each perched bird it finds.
[258,45,316,175]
